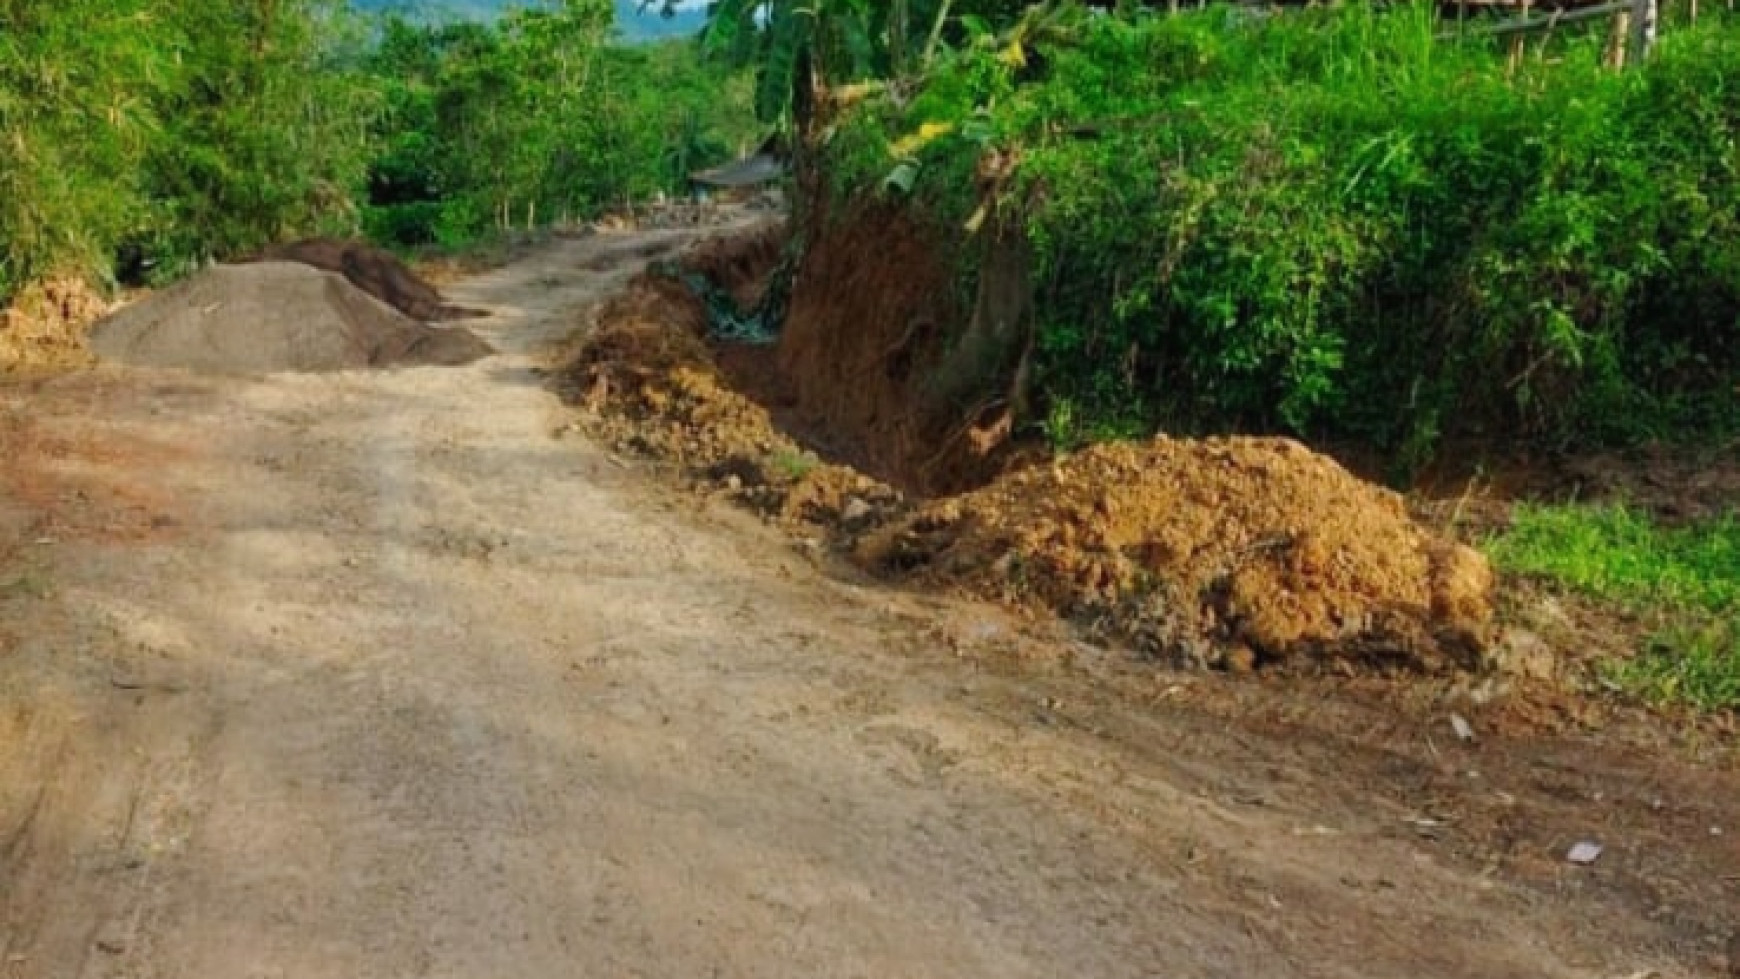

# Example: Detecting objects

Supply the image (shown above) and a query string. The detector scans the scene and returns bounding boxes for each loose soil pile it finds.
[91,263,493,374]
[248,238,483,322]
[565,273,905,527]
[565,256,1495,674]
[858,438,1494,671]
[0,278,107,372]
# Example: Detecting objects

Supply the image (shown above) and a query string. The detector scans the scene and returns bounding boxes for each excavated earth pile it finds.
[91,262,493,374]
[247,237,484,322]
[567,273,906,526]
[0,278,108,371]
[566,236,1495,675]
[858,438,1494,672]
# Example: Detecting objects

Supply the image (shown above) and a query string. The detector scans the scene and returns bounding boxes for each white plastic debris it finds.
[1566,841,1604,865]
[1450,714,1475,742]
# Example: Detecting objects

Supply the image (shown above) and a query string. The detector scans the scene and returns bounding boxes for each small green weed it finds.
[767,449,820,481]
[1487,504,1740,710]
[1603,621,1740,713]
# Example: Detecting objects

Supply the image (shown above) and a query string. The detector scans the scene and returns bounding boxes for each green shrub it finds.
[822,3,1740,466]
[0,0,377,303]
[359,16,757,251]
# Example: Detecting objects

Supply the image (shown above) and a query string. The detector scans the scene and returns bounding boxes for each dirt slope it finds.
[1,221,1735,978]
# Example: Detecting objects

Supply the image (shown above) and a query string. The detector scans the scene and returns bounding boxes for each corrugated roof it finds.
[691,153,786,188]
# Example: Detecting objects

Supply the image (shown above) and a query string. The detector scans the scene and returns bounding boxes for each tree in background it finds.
[678,0,1072,125]
[364,1,755,248]
[139,0,379,277]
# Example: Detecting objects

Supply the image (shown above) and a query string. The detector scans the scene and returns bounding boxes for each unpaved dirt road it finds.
[2,224,1735,978]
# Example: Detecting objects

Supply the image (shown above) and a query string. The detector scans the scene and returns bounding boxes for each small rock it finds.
[841,497,873,525]
[1223,644,1258,674]
[723,474,743,493]
[1566,841,1603,865]
[94,932,128,955]
[1494,628,1556,681]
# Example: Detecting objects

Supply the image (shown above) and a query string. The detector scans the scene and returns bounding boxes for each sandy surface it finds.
[0,221,1733,979]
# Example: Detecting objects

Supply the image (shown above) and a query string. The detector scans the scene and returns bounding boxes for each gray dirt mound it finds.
[249,238,484,322]
[90,263,493,374]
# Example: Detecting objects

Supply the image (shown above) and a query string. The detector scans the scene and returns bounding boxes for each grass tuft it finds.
[1487,504,1740,711]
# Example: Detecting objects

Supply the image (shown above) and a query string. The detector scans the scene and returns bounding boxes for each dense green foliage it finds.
[826,4,1740,465]
[691,0,1047,121]
[1489,505,1740,710]
[364,10,755,248]
[0,0,375,297]
[0,0,756,303]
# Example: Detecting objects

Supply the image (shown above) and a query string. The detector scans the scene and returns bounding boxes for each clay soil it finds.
[858,437,1495,673]
[724,208,1014,497]
[0,278,107,373]
[573,229,1496,677]
[2,219,1737,978]
[564,224,1740,974]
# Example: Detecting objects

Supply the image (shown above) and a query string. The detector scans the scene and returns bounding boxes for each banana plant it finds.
[692,0,874,123]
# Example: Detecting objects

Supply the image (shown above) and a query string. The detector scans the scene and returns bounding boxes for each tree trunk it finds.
[928,228,1034,414]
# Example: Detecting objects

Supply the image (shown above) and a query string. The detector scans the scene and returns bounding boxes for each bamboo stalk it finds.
[1507,0,1531,76]
[922,0,953,67]
[1608,8,1631,68]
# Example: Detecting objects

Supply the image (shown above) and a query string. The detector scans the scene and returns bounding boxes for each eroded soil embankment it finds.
[564,223,1494,674]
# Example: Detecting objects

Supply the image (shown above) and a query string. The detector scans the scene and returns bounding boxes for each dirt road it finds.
[2,225,1734,978]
